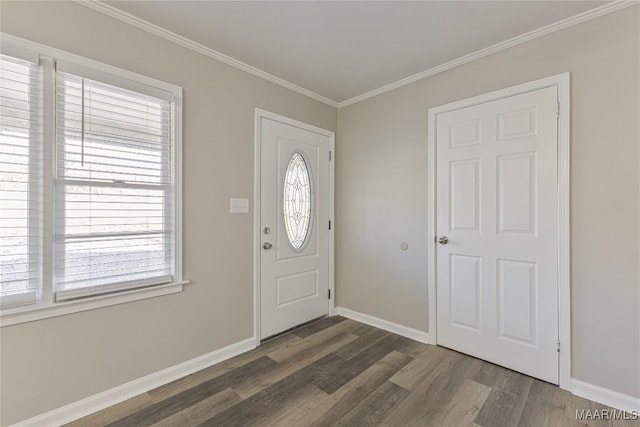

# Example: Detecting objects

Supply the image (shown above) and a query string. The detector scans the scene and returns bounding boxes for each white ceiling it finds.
[105,1,608,104]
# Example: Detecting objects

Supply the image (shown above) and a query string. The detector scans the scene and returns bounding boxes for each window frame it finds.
[0,34,185,327]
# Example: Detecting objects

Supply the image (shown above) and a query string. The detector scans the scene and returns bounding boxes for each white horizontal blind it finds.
[55,72,174,300]
[0,54,42,308]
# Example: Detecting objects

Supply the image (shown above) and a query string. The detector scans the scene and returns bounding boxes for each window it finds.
[55,73,174,300]
[0,37,183,322]
[283,152,312,250]
[0,53,42,309]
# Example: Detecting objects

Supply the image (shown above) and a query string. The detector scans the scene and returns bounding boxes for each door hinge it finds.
[328,289,331,299]
[556,102,560,118]
[557,340,561,353]
[329,220,332,230]
[329,150,332,161]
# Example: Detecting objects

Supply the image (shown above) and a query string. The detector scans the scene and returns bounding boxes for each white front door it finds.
[259,116,331,339]
[436,86,559,383]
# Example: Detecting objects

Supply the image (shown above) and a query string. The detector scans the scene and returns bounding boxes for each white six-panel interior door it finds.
[435,86,560,384]
[259,114,331,340]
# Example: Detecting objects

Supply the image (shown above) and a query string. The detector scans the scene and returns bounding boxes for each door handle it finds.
[263,242,273,250]
[437,236,449,245]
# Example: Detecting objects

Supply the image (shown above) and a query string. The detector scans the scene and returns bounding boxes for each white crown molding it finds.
[337,0,640,108]
[72,0,637,110]
[335,306,433,344]
[72,0,339,108]
[10,337,257,426]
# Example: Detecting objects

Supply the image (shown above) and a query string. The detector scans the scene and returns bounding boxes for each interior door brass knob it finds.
[438,236,449,245]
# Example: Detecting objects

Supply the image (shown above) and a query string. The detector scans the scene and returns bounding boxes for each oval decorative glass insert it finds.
[283,152,312,249]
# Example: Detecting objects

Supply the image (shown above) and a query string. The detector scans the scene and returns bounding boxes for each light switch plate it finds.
[230,198,249,214]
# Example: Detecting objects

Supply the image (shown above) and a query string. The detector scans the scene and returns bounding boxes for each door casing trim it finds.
[426,73,571,390]
[253,109,336,344]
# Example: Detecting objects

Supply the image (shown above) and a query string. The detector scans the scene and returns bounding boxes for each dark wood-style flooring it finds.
[67,316,638,427]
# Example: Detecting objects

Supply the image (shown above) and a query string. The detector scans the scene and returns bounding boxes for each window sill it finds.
[0,281,189,327]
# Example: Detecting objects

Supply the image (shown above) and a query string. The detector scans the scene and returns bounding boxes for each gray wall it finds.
[336,6,640,399]
[0,2,337,424]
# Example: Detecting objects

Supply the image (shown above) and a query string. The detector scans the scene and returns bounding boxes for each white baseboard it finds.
[12,319,639,426]
[12,337,257,427]
[571,379,640,414]
[335,308,640,414]
[335,306,433,344]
